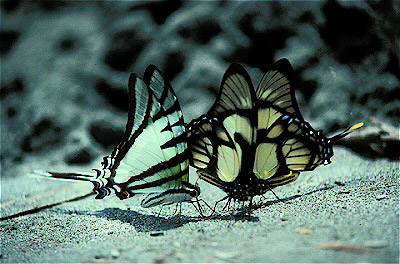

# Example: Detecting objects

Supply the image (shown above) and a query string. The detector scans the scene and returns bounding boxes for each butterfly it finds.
[187,59,363,201]
[35,65,200,208]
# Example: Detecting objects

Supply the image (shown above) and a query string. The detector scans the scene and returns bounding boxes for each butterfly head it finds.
[304,129,334,170]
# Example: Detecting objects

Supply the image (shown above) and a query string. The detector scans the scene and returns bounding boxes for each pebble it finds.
[150,232,164,237]
[214,251,240,260]
[295,228,313,235]
[376,194,386,200]
[279,212,289,221]
[364,240,388,248]
[111,249,120,259]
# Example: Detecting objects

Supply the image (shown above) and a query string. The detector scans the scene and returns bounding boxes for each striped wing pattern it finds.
[188,59,332,199]
[37,65,194,206]
[209,63,256,116]
[96,67,190,199]
[255,59,303,118]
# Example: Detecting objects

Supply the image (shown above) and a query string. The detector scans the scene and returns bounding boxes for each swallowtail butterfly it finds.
[35,65,200,208]
[188,59,363,201]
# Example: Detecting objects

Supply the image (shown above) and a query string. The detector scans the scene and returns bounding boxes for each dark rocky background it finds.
[1,0,399,179]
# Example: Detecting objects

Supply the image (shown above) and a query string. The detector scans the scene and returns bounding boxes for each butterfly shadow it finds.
[253,186,335,211]
[195,187,335,221]
[53,207,204,232]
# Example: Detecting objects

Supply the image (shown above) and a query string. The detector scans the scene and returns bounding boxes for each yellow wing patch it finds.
[216,143,242,182]
[258,107,281,130]
[282,138,313,171]
[253,143,279,180]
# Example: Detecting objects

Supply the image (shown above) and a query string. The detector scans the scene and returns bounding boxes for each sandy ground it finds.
[1,147,398,263]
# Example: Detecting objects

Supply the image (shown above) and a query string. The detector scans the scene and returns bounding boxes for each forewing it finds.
[209,63,256,116]
[255,59,303,118]
[143,65,188,177]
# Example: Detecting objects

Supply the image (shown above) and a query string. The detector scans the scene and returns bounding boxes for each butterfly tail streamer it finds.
[329,122,364,143]
[32,170,112,199]
[33,170,96,182]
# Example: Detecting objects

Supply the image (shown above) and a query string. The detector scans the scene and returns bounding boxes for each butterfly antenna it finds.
[329,122,364,143]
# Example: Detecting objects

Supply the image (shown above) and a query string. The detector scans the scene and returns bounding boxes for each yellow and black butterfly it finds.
[35,65,200,208]
[187,59,363,201]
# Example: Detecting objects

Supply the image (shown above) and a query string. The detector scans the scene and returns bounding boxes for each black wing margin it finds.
[209,63,256,117]
[255,58,303,120]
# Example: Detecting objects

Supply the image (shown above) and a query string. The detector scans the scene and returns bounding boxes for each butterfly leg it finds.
[221,197,232,213]
[244,198,252,215]
[248,197,254,211]
[171,203,180,216]
[190,200,204,217]
[178,203,183,215]
[191,197,212,217]
[157,205,164,218]
[210,196,229,217]
[200,198,213,213]
[269,188,283,202]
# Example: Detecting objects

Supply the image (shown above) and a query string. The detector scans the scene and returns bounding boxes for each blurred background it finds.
[1,0,399,180]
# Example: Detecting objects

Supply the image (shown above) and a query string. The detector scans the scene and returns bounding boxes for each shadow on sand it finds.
[50,185,335,232]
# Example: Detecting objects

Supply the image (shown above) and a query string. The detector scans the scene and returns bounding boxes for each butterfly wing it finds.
[189,64,257,188]
[35,66,198,207]
[208,63,256,116]
[189,117,242,188]
[143,65,188,179]
[254,59,332,181]
[95,68,196,204]
[255,58,303,118]
[253,59,321,187]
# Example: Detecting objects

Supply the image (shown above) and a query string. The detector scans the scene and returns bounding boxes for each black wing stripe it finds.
[160,132,186,149]
[110,78,153,171]
[264,75,288,96]
[127,168,188,191]
[119,150,189,186]
[192,148,210,156]
[192,158,210,166]
[270,90,291,104]
[153,98,181,122]
[256,70,282,97]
